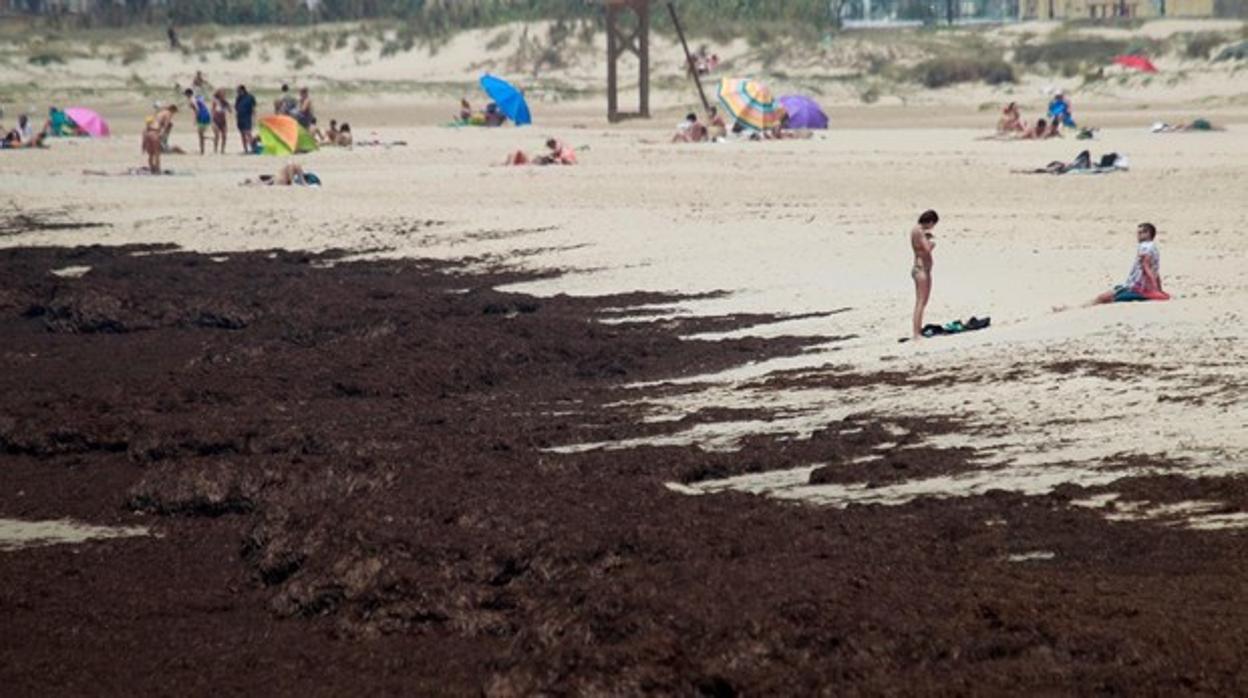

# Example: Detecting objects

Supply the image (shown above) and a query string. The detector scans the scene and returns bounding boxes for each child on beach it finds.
[910,209,939,340]
[1085,223,1168,305]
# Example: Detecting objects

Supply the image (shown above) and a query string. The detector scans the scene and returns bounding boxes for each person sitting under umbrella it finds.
[483,103,506,127]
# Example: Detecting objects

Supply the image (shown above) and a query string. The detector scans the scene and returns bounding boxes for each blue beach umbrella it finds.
[479,74,531,126]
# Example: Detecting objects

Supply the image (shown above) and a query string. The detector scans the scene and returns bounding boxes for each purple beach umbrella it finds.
[778,95,829,130]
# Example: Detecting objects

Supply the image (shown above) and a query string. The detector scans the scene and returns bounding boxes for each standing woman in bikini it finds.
[211,89,231,155]
[910,209,939,340]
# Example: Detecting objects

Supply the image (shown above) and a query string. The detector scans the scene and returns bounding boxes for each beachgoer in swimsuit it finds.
[1023,118,1047,140]
[185,88,210,155]
[144,104,176,174]
[296,87,316,129]
[1086,223,1166,306]
[910,209,939,340]
[244,163,318,186]
[997,102,1024,134]
[211,89,231,154]
[483,103,506,127]
[672,113,707,143]
[707,106,727,141]
[335,122,352,147]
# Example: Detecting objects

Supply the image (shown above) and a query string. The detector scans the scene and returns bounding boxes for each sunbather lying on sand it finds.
[1151,118,1222,133]
[504,139,577,166]
[1014,150,1127,175]
[83,167,179,176]
[1023,118,1056,140]
[1055,223,1169,311]
[241,163,321,186]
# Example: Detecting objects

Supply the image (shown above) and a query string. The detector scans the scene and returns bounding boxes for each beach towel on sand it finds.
[1017,150,1128,175]
[922,316,991,338]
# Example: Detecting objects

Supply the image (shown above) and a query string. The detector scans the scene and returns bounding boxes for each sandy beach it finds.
[2,15,1248,694]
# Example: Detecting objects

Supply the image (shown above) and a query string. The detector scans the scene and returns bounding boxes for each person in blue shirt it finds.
[235,85,257,154]
[1048,90,1076,129]
[184,88,211,155]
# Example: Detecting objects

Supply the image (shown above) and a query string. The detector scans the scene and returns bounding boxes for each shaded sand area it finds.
[2,103,1247,692]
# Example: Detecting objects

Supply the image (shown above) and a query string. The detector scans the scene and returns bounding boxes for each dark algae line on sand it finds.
[2,245,1247,696]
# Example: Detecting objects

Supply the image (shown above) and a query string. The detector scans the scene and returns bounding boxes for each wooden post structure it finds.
[606,0,650,123]
[667,1,711,113]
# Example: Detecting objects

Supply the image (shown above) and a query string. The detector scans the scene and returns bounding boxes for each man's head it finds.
[1137,222,1157,241]
[685,112,697,123]
[183,88,193,98]
[281,84,290,93]
[1037,118,1047,130]
[18,114,27,126]
[238,85,248,95]
[299,87,309,97]
[545,138,558,149]
[918,209,939,228]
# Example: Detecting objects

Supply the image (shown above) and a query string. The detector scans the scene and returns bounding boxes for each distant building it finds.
[1019,0,1214,19]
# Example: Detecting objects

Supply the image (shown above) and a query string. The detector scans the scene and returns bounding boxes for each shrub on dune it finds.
[910,56,1016,88]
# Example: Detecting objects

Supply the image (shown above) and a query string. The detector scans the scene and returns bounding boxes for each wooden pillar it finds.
[606,0,650,123]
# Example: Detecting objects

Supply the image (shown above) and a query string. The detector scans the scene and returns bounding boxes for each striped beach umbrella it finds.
[716,78,786,131]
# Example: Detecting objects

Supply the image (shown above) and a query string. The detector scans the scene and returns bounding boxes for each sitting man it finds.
[1087,222,1169,305]
[671,112,707,143]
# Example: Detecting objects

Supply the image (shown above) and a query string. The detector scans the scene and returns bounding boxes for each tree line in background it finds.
[13,0,846,32]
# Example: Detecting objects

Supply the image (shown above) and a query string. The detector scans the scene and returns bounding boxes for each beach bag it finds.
[1098,152,1120,168]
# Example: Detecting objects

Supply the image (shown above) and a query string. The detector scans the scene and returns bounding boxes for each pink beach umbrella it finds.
[63,107,111,138]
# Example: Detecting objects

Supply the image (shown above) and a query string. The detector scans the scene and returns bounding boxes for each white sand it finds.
[2,18,1246,528]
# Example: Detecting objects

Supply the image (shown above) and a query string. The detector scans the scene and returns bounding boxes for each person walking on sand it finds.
[910,209,939,340]
[210,89,231,154]
[234,85,256,154]
[1084,223,1168,306]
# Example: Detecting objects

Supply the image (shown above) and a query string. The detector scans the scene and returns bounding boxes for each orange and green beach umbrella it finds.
[257,114,318,156]
[716,77,786,131]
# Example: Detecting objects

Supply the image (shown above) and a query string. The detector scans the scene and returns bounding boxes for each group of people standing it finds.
[140,72,352,174]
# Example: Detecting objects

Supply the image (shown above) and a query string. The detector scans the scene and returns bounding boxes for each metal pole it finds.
[666,1,711,113]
